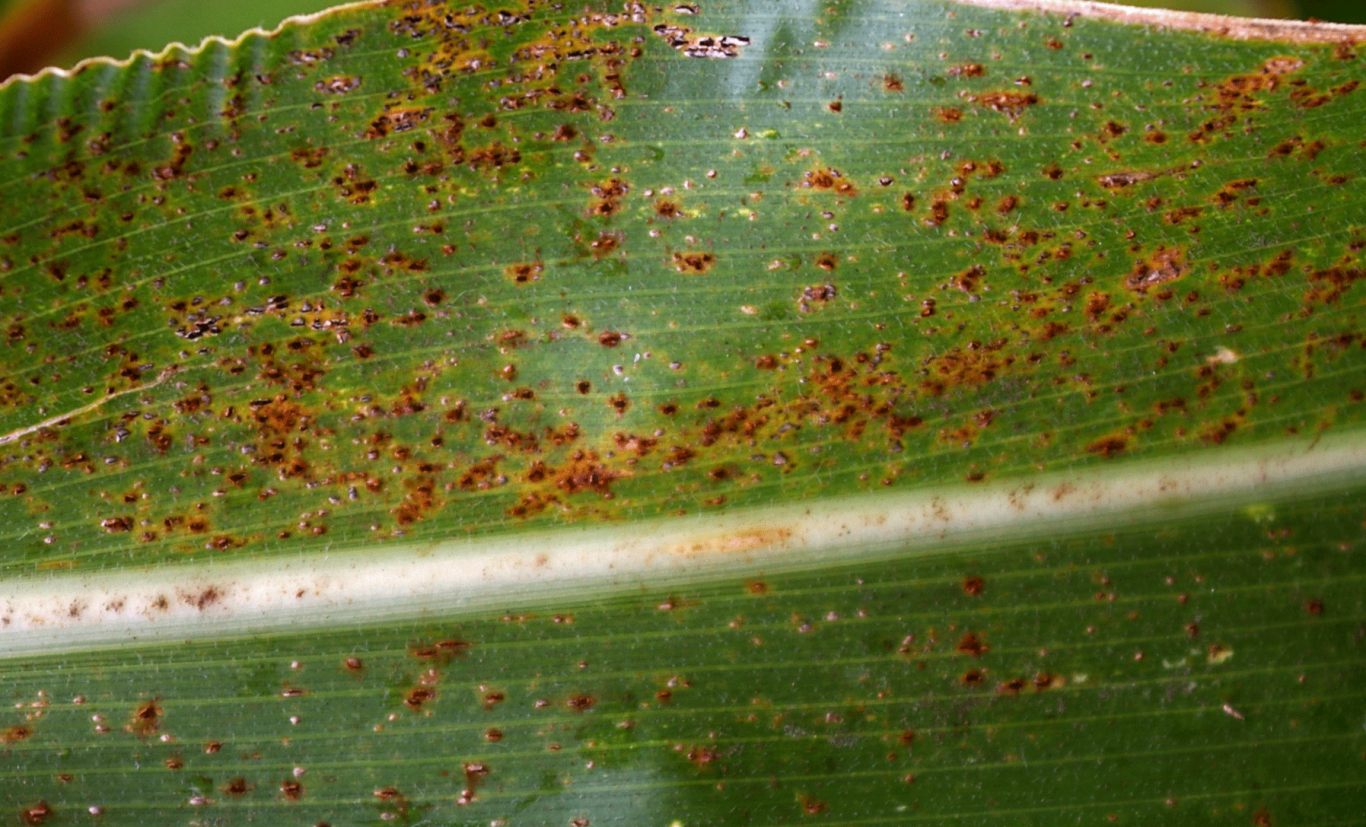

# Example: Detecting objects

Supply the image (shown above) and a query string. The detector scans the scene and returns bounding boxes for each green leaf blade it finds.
[2,0,1365,823]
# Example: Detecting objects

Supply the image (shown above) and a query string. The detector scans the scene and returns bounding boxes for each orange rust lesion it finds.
[802,167,857,196]
[1124,246,1188,293]
[1164,205,1203,225]
[588,177,628,217]
[1189,55,1308,142]
[1303,264,1366,311]
[798,283,837,312]
[1086,435,1129,458]
[127,700,162,738]
[554,450,622,497]
[590,231,623,259]
[1097,169,1162,189]
[394,476,439,525]
[671,251,718,274]
[506,261,543,284]
[365,106,434,140]
[919,342,1014,396]
[973,91,1039,118]
[955,632,989,657]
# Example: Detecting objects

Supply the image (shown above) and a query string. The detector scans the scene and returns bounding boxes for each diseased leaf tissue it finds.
[1,0,1364,824]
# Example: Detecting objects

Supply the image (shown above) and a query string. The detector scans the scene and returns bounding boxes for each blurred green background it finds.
[0,0,1361,82]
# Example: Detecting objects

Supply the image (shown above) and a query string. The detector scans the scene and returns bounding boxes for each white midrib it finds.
[3,431,1364,656]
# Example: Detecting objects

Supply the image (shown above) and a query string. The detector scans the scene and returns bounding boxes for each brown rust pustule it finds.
[127,700,163,737]
[956,632,988,657]
[1125,246,1188,293]
[555,451,620,497]
[974,90,1038,118]
[394,476,439,525]
[803,167,857,196]
[672,251,715,273]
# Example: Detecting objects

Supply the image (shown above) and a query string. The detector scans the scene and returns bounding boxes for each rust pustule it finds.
[672,251,716,273]
[974,91,1039,117]
[1125,246,1188,292]
[127,700,163,737]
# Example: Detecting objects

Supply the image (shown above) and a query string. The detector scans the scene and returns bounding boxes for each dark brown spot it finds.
[1086,435,1128,458]
[801,796,827,815]
[100,516,133,533]
[556,452,619,496]
[962,576,984,596]
[393,476,438,525]
[804,167,857,195]
[1098,170,1158,189]
[128,700,162,737]
[21,802,52,826]
[315,75,360,94]
[506,262,542,284]
[567,694,595,711]
[1165,205,1203,225]
[672,251,716,274]
[924,200,949,227]
[405,687,436,709]
[975,91,1038,117]
[956,632,988,657]
[801,283,838,307]
[1125,246,1187,292]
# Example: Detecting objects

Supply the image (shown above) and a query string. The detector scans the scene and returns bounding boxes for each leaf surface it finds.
[1,0,1364,823]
